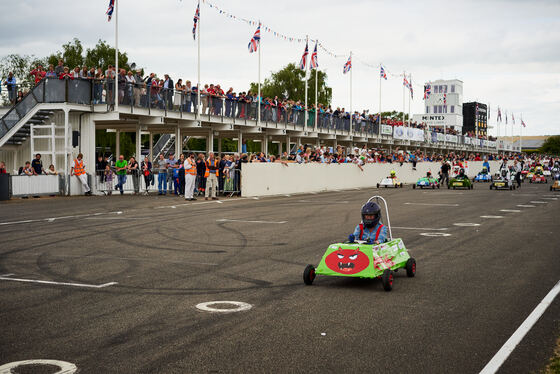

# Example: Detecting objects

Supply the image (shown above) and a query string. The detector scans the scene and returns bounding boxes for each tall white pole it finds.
[114,0,119,112]
[257,22,261,127]
[520,114,523,152]
[402,71,405,126]
[349,51,353,135]
[197,1,201,115]
[314,57,318,132]
[408,73,412,126]
[304,35,309,129]
[378,64,382,129]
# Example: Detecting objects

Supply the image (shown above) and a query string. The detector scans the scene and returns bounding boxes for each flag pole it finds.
[378,64,382,129]
[314,42,318,132]
[197,1,201,115]
[257,21,261,128]
[349,51,353,135]
[304,35,309,129]
[520,114,523,152]
[114,0,119,112]
[408,73,412,126]
[402,70,405,127]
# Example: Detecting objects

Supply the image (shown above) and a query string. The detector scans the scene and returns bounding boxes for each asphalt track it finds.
[0,182,559,374]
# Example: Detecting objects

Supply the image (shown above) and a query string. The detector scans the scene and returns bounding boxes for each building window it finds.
[439,105,443,113]
[450,105,454,113]
[442,85,447,93]
[443,106,447,113]
[434,105,438,113]
[426,106,429,114]
[451,85,455,93]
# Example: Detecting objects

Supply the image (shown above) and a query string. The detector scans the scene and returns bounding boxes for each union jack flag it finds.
[424,84,431,100]
[505,110,508,125]
[248,25,261,53]
[512,113,515,124]
[310,41,318,69]
[410,77,413,99]
[380,65,387,80]
[192,3,200,40]
[106,0,115,22]
[443,93,447,105]
[521,119,526,128]
[403,76,409,88]
[299,41,308,70]
[497,107,502,122]
[343,55,352,74]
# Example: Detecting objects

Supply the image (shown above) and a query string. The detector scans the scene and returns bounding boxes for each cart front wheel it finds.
[381,269,393,291]
[406,258,416,277]
[303,264,316,285]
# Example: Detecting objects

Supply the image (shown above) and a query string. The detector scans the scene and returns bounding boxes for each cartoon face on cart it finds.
[324,247,369,274]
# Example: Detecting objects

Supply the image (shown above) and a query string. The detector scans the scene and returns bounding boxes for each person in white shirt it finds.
[184,152,197,201]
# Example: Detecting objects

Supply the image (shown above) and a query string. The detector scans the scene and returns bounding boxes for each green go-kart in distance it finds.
[303,196,416,291]
[448,174,473,189]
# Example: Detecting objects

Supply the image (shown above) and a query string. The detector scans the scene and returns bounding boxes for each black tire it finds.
[551,186,553,191]
[489,184,493,190]
[412,184,416,189]
[545,179,547,184]
[432,185,435,189]
[406,258,416,277]
[303,265,316,285]
[437,184,440,189]
[447,184,450,189]
[376,183,380,188]
[381,269,393,291]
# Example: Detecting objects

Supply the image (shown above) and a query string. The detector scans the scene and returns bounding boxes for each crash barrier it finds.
[10,174,63,197]
[0,173,9,200]
[240,161,504,197]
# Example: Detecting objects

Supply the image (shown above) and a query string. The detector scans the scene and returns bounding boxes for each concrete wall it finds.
[241,161,502,197]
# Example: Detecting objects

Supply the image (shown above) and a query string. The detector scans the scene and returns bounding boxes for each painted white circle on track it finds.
[195,301,253,313]
[453,223,481,227]
[0,359,77,374]
[530,201,547,204]
[517,204,536,208]
[480,215,504,219]
[500,209,521,213]
[420,232,451,237]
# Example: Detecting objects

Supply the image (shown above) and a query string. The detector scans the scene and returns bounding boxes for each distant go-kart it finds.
[550,168,560,191]
[531,168,547,184]
[448,174,473,190]
[412,175,440,189]
[490,169,515,190]
[377,176,403,188]
[303,196,416,292]
[473,168,492,183]
[543,168,552,177]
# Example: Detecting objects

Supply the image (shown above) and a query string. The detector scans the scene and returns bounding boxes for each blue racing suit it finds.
[352,222,388,243]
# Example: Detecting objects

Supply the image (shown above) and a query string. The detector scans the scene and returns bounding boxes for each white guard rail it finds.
[11,175,61,197]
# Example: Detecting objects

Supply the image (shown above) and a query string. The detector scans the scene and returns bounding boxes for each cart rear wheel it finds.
[381,269,393,291]
[412,184,416,189]
[490,184,493,190]
[376,183,380,188]
[303,265,316,285]
[406,258,416,277]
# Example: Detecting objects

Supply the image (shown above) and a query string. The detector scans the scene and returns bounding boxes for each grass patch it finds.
[544,335,560,374]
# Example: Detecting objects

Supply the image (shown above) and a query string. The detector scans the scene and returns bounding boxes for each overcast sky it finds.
[1,0,559,136]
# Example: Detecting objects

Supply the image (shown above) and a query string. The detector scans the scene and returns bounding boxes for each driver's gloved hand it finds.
[366,239,375,244]
[348,234,355,243]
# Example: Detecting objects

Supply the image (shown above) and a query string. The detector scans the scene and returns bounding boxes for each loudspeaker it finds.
[72,131,80,148]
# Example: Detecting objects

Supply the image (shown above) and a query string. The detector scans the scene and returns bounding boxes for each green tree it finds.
[539,135,560,155]
[249,63,332,106]
[0,54,46,89]
[84,39,131,72]
[48,38,85,69]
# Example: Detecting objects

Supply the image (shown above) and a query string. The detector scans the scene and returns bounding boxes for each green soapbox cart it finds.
[303,196,416,291]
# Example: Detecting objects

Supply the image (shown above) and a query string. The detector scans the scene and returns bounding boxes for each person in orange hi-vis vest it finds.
[72,153,92,195]
[205,152,219,200]
[184,152,197,201]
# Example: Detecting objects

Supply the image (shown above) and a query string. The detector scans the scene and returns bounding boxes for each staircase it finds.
[151,135,192,162]
[4,110,54,146]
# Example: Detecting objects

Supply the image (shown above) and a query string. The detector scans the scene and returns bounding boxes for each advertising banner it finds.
[464,136,471,145]
[445,134,458,143]
[380,125,393,136]
[393,126,425,141]
[437,133,445,142]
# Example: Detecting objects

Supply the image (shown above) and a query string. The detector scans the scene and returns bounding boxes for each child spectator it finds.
[104,165,114,195]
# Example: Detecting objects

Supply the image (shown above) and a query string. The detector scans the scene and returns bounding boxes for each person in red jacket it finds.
[29,65,46,85]
[59,67,74,80]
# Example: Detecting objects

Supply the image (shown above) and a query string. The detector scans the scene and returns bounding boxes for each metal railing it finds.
[0,77,507,152]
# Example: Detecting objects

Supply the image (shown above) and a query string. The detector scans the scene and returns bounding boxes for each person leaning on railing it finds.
[141,156,153,195]
[0,161,6,174]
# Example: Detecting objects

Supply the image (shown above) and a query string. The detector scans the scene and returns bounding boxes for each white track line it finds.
[404,202,459,207]
[393,226,448,231]
[217,218,287,224]
[0,211,122,226]
[0,275,118,289]
[500,209,521,213]
[479,280,560,374]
